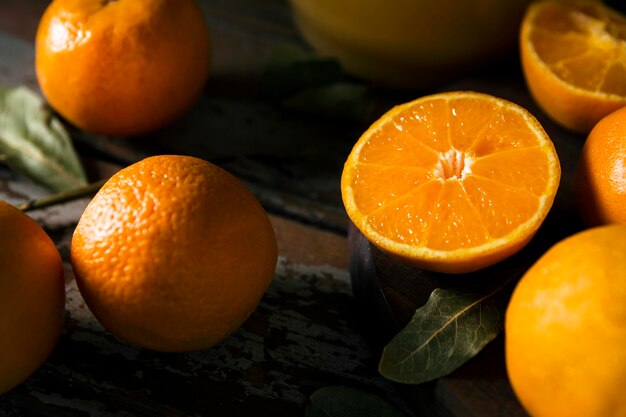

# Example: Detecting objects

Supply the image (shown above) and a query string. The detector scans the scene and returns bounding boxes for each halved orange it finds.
[341,91,560,274]
[521,0,626,134]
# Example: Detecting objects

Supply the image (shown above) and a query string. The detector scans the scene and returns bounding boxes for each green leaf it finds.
[261,45,377,123]
[379,280,513,384]
[282,83,376,122]
[305,386,407,417]
[0,86,87,192]
[261,45,349,99]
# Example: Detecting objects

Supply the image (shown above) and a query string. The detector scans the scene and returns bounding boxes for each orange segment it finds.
[467,106,544,157]
[463,176,540,238]
[600,62,626,96]
[366,180,443,247]
[394,98,452,153]
[358,123,439,167]
[521,0,626,133]
[530,30,589,64]
[341,91,560,274]
[470,147,555,196]
[425,180,491,251]
[349,164,434,215]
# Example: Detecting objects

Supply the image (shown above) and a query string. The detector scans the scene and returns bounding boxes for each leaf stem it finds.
[17,179,107,212]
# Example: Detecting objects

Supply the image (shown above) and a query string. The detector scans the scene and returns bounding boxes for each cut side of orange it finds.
[521,0,626,133]
[341,91,560,274]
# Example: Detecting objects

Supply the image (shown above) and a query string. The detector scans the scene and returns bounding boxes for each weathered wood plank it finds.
[0,6,401,408]
[0,166,412,416]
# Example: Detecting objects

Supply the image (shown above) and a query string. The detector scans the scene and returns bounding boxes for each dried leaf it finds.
[379,280,513,384]
[0,86,87,191]
[305,386,407,417]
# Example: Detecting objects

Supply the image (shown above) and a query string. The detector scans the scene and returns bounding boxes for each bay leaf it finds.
[305,386,407,417]
[378,280,513,384]
[0,86,87,192]
[261,45,350,99]
[261,45,377,123]
[282,83,376,123]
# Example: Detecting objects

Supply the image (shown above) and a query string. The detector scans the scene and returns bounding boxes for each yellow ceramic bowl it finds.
[289,0,532,88]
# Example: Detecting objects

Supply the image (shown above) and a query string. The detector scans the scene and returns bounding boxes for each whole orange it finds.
[0,201,64,394]
[35,0,210,136]
[70,155,277,352]
[505,225,626,417]
[576,106,626,226]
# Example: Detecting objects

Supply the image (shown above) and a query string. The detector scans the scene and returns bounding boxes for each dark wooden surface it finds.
[0,1,415,416]
[0,0,593,416]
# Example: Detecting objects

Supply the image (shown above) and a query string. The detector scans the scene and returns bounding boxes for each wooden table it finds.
[0,1,594,416]
[0,1,419,416]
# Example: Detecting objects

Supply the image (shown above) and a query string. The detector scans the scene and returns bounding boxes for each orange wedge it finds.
[341,91,561,274]
[520,0,626,134]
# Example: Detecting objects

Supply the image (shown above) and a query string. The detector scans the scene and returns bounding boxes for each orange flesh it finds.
[349,96,553,252]
[529,1,626,96]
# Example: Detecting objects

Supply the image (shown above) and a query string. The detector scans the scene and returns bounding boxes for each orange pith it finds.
[341,91,560,273]
[521,0,626,133]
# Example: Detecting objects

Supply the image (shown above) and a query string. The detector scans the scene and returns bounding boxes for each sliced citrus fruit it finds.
[341,91,560,274]
[520,0,626,133]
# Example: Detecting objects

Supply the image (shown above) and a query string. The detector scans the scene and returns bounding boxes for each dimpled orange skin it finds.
[70,156,278,352]
[505,225,626,417]
[0,201,64,394]
[577,106,626,226]
[35,0,210,136]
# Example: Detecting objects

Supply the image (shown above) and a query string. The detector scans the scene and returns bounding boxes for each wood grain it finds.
[0,1,412,415]
[0,164,413,417]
